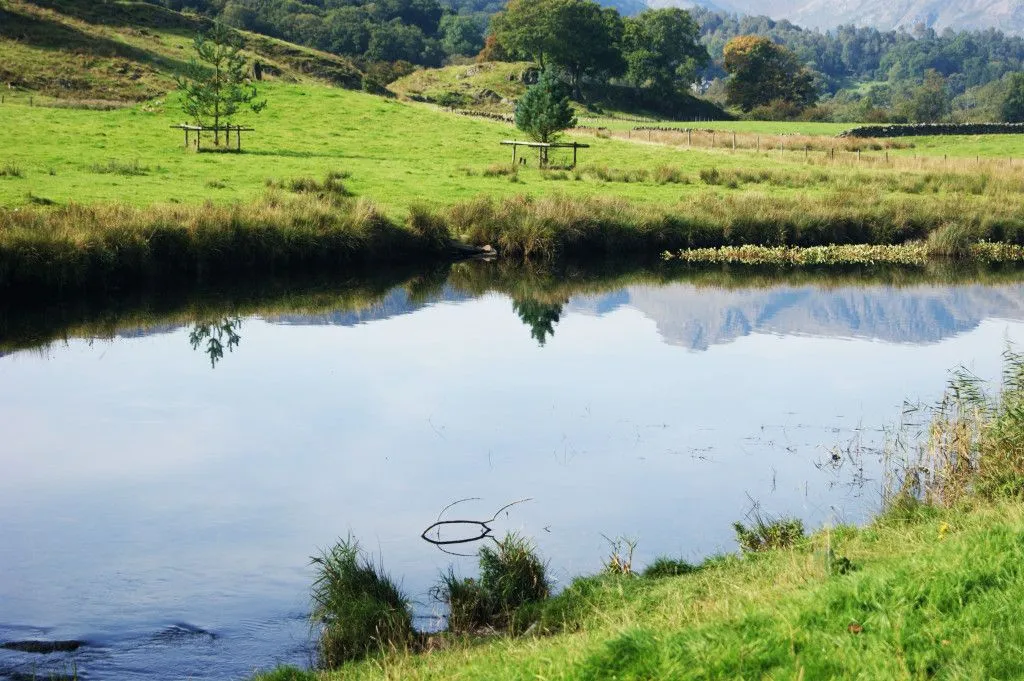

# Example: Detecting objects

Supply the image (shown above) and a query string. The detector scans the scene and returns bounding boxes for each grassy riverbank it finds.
[282,502,1024,680]
[8,186,1024,296]
[253,348,1024,681]
[9,80,1024,292]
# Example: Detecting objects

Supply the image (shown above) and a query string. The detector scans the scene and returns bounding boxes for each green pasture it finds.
[6,83,1024,213]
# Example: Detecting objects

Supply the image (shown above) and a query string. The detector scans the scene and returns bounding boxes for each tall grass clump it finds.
[406,203,453,250]
[270,171,350,200]
[892,349,1024,507]
[479,532,550,623]
[435,533,550,634]
[88,159,150,176]
[733,513,805,553]
[310,536,412,668]
[0,163,24,178]
[642,557,697,578]
[926,222,979,259]
[431,568,492,634]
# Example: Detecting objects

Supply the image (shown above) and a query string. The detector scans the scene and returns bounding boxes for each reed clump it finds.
[891,350,1024,508]
[310,536,412,668]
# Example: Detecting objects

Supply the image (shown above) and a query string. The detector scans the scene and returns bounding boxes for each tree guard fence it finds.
[501,140,590,168]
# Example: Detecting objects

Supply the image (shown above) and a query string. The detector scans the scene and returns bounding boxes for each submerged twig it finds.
[421,498,534,556]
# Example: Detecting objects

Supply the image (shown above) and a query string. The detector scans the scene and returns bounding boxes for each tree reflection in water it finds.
[512,298,566,346]
[189,316,242,368]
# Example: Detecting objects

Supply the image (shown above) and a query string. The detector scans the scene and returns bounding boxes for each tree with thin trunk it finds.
[176,22,267,147]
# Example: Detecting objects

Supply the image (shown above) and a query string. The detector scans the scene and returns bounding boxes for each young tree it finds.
[622,8,708,94]
[176,22,267,147]
[723,36,817,113]
[515,71,577,165]
[1002,73,1024,123]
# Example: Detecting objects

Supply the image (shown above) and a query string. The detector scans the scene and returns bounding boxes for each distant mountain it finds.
[656,0,1024,34]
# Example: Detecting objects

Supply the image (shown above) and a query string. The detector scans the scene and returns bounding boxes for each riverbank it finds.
[271,501,1024,680]
[7,188,1024,297]
[251,343,1024,681]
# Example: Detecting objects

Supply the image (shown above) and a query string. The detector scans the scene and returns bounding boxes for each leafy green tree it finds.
[439,14,485,57]
[723,35,817,113]
[622,8,708,94]
[515,71,577,164]
[493,0,623,97]
[906,69,950,122]
[490,0,561,70]
[176,22,267,146]
[1002,73,1024,123]
[545,1,625,98]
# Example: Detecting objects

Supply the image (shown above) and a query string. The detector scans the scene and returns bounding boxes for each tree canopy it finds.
[723,35,817,112]
[1002,73,1024,123]
[622,8,709,93]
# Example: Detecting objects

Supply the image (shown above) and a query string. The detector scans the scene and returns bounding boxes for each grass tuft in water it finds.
[733,515,805,553]
[310,535,412,668]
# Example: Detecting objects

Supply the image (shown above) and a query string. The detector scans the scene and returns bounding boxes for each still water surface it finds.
[3,267,1024,679]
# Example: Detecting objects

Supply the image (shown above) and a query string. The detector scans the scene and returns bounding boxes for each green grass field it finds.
[6,82,1024,213]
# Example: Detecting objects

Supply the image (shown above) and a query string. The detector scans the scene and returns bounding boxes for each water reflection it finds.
[4,262,1024,680]
[512,298,566,346]
[189,317,242,368]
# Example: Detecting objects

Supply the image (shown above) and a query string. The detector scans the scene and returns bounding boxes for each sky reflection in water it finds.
[2,274,1024,679]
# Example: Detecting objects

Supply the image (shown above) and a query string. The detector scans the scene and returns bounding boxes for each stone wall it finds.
[840,123,1024,138]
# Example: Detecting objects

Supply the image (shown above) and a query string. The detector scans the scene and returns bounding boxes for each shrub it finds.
[310,536,412,668]
[733,514,805,553]
[642,557,697,578]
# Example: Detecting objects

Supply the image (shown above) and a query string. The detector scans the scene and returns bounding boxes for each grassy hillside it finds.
[0,0,362,104]
[389,60,729,121]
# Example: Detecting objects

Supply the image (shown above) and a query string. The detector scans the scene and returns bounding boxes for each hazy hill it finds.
[660,0,1024,34]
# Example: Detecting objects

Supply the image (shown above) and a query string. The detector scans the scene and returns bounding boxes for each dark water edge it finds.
[6,257,1024,355]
